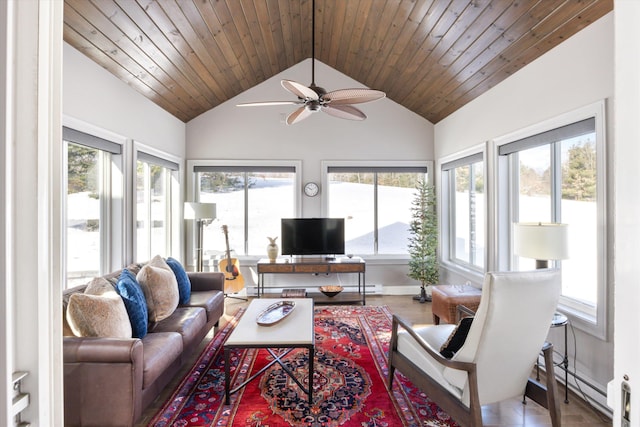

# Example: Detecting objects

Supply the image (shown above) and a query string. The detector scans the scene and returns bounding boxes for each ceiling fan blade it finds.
[237,101,301,107]
[281,80,319,100]
[322,104,367,121]
[286,106,314,125]
[323,88,386,105]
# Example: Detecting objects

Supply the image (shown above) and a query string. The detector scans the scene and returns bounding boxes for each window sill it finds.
[557,302,607,341]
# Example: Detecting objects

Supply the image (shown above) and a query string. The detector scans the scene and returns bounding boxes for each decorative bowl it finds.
[319,285,344,297]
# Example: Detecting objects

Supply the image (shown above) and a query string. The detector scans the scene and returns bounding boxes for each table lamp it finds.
[184,202,216,272]
[513,222,569,269]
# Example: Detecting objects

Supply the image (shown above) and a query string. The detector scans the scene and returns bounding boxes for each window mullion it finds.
[552,142,563,222]
[100,151,110,275]
[448,170,456,261]
[244,172,249,255]
[145,162,152,260]
[373,172,379,254]
[164,169,171,255]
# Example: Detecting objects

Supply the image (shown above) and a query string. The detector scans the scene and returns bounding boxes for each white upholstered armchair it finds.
[388,269,562,427]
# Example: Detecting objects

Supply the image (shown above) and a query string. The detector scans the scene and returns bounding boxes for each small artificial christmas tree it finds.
[407,180,439,303]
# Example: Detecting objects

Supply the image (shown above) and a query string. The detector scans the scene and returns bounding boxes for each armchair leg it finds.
[525,344,561,427]
[388,316,399,389]
[542,345,562,427]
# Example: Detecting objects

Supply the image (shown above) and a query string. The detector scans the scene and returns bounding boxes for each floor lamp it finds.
[513,221,570,403]
[513,222,569,269]
[184,202,217,272]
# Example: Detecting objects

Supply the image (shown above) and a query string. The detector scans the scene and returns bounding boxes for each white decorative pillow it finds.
[137,255,179,323]
[66,277,132,338]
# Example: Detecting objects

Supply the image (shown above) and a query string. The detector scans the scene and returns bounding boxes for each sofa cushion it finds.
[140,332,183,389]
[166,257,191,305]
[116,269,148,338]
[150,307,207,354]
[137,255,179,323]
[66,277,132,338]
[396,324,463,399]
[186,289,225,323]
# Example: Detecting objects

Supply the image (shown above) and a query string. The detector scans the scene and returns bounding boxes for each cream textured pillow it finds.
[66,277,132,338]
[137,255,179,323]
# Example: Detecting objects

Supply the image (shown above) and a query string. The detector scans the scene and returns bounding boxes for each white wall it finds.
[187,59,435,290]
[435,12,614,409]
[63,43,186,159]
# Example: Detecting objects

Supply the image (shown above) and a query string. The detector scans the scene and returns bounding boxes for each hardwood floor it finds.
[136,295,612,426]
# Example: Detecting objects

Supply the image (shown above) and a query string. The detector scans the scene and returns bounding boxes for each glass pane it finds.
[517,145,552,270]
[247,172,295,255]
[67,143,101,287]
[561,133,597,306]
[150,165,167,256]
[199,172,246,259]
[377,173,423,254]
[328,172,374,255]
[136,160,149,261]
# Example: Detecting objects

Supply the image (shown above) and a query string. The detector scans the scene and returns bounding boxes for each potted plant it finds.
[408,180,439,303]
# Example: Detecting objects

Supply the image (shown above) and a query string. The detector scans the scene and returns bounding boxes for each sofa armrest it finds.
[188,271,225,293]
[64,336,143,363]
[64,336,144,426]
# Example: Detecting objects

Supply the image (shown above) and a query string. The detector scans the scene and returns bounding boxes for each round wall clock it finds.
[304,182,319,197]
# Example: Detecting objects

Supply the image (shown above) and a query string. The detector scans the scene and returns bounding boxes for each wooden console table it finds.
[256,257,367,304]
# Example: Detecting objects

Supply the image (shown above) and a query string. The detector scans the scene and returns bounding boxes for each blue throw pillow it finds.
[115,269,148,338]
[166,257,191,305]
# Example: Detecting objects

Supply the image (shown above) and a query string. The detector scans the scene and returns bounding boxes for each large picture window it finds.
[499,110,605,332]
[64,127,121,288]
[441,153,485,270]
[193,164,297,258]
[326,164,429,255]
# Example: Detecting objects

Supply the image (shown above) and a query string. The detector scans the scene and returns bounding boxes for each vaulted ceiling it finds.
[63,0,612,124]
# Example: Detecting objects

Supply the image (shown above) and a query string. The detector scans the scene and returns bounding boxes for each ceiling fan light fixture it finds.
[237,0,385,125]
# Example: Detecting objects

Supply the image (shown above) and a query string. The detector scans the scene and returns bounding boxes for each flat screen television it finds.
[281,218,345,256]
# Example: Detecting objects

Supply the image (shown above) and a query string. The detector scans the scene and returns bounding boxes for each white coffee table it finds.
[224,298,315,405]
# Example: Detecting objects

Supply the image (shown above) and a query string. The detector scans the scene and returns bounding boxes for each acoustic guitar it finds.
[219,225,245,294]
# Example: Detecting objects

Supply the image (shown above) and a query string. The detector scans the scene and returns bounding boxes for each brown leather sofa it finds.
[63,265,225,426]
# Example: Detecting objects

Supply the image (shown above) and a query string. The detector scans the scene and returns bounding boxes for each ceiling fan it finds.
[237,0,385,125]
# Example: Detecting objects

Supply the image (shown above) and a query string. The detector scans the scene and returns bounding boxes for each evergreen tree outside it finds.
[407,180,438,302]
[67,143,98,197]
[563,142,596,201]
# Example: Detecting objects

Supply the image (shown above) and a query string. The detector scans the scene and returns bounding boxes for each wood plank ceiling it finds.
[63,0,613,124]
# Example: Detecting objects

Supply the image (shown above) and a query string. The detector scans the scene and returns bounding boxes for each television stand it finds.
[256,257,367,304]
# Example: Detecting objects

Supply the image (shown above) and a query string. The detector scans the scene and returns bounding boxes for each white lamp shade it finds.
[513,222,569,261]
[184,202,216,220]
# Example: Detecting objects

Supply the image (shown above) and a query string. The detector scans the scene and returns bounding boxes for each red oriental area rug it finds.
[150,305,459,427]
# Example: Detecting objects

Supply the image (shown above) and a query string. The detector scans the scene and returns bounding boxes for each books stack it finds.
[281,288,307,298]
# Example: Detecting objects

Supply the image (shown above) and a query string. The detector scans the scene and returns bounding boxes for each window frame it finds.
[495,100,607,339]
[186,159,302,265]
[62,123,125,288]
[322,160,432,258]
[439,147,487,275]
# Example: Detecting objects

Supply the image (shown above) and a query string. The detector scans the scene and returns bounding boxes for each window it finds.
[193,164,298,258]
[136,152,178,261]
[498,107,606,333]
[441,153,485,270]
[63,127,121,288]
[325,163,429,255]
